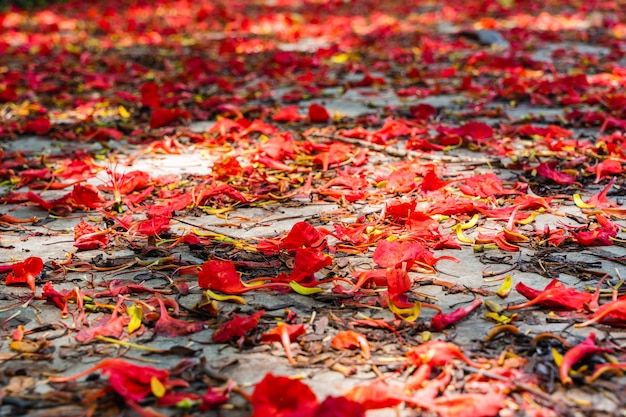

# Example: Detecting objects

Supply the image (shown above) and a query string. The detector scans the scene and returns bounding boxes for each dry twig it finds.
[306,132,498,165]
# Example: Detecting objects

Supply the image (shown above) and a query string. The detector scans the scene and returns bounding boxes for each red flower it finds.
[585,177,618,208]
[75,296,129,342]
[85,127,124,141]
[107,170,151,195]
[419,169,452,193]
[199,386,231,411]
[74,220,109,250]
[507,280,592,311]
[459,121,493,143]
[569,214,618,246]
[140,81,161,108]
[587,159,624,183]
[198,260,289,294]
[70,184,105,210]
[373,239,455,271]
[41,282,83,318]
[50,358,187,402]
[577,297,626,327]
[4,256,43,292]
[386,267,412,308]
[0,85,17,102]
[251,373,318,417]
[134,215,171,236]
[459,172,521,198]
[198,259,249,294]
[157,386,230,411]
[211,155,243,179]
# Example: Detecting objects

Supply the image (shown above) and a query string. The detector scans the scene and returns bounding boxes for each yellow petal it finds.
[484,311,516,324]
[330,53,353,64]
[118,105,131,119]
[289,281,323,295]
[452,225,474,244]
[388,301,421,322]
[127,304,143,334]
[205,289,246,305]
[552,347,563,367]
[150,376,166,398]
[496,275,513,298]
[458,214,480,230]
[9,340,43,353]
[573,194,594,209]
[485,299,505,313]
[514,211,537,225]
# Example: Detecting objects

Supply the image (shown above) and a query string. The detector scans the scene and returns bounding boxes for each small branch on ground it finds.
[306,132,498,165]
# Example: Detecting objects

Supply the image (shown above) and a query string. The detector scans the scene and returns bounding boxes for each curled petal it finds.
[4,257,44,292]
[430,299,482,331]
[560,333,612,385]
[261,323,306,365]
[331,330,371,359]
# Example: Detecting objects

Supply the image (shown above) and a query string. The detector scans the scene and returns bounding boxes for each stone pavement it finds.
[2,112,625,416]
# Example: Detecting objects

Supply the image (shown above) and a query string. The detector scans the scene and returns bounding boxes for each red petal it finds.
[74,220,109,250]
[386,267,412,308]
[24,117,52,135]
[280,221,325,251]
[331,330,370,359]
[272,105,304,122]
[212,310,265,343]
[535,161,577,184]
[251,373,318,417]
[261,323,306,364]
[150,107,191,129]
[284,248,332,283]
[406,340,483,368]
[140,81,161,108]
[432,393,506,417]
[509,280,592,311]
[5,256,43,291]
[198,260,248,294]
[308,103,330,123]
[70,184,105,209]
[344,380,403,410]
[560,333,612,385]
[154,297,204,337]
[430,298,482,331]
[313,396,365,417]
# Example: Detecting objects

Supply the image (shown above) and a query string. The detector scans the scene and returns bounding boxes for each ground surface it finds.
[1,1,626,416]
